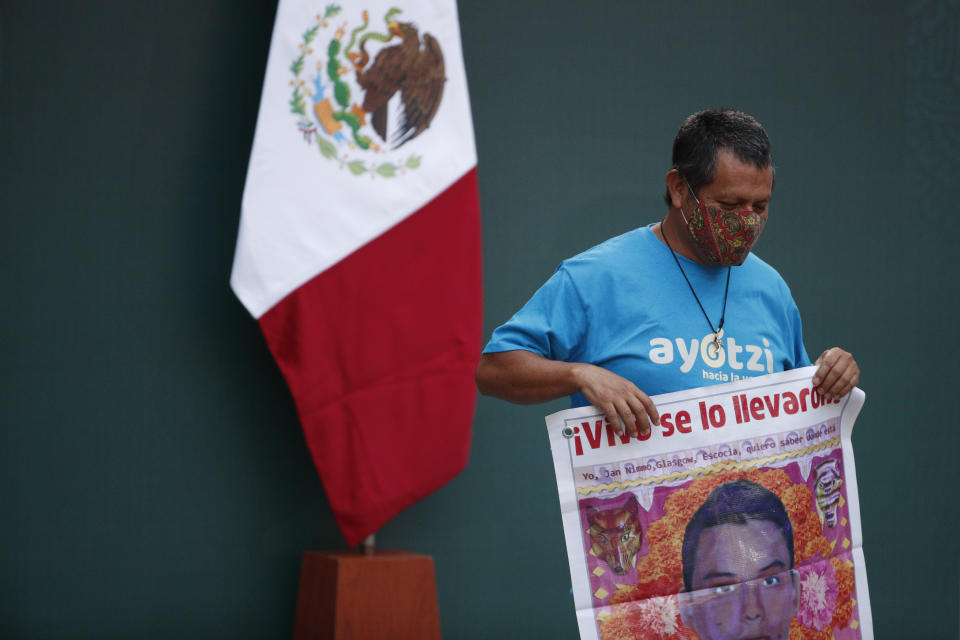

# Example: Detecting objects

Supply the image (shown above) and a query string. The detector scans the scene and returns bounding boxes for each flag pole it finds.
[360,533,375,555]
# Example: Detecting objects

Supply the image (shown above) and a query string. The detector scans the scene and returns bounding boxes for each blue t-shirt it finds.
[484,225,811,406]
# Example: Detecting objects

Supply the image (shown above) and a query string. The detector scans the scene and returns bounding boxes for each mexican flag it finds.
[230,0,481,546]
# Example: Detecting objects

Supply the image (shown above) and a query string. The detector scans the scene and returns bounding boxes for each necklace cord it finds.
[661,222,731,335]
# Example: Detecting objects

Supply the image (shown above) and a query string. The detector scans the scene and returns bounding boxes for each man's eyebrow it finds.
[700,559,787,582]
[758,560,787,573]
[701,570,738,581]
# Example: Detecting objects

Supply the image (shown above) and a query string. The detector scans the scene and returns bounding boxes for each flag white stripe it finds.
[231,0,477,318]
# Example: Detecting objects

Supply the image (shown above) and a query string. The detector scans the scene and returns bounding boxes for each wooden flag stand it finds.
[292,537,442,639]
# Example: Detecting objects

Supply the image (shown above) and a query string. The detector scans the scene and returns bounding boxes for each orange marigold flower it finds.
[790,508,810,531]
[832,597,854,630]
[788,617,803,639]
[789,616,832,640]
[724,469,747,483]
[645,519,674,545]
[782,483,814,512]
[682,488,710,510]
[638,566,667,584]
[690,475,719,494]
[663,533,683,552]
[802,536,832,562]
[797,519,817,539]
[601,596,690,640]
[647,547,680,575]
[609,587,637,606]
[664,488,703,518]
[758,468,791,493]
[832,557,856,598]
[635,556,655,575]
[632,574,683,600]
[828,557,857,629]
[664,512,688,533]
[598,614,632,640]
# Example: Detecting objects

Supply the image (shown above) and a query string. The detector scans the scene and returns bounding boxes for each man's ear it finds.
[665,169,686,209]
[678,590,695,628]
[789,570,800,617]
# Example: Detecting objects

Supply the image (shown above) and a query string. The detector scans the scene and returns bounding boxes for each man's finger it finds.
[816,364,843,399]
[625,396,650,436]
[601,404,623,436]
[822,365,858,400]
[614,399,638,437]
[812,348,838,385]
[637,392,660,426]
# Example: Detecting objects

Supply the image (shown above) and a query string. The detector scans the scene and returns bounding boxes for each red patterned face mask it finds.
[681,182,767,266]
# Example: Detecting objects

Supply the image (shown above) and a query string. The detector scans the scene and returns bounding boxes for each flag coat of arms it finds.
[231,0,481,546]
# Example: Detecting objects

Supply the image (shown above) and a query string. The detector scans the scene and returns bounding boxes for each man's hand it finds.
[476,351,659,438]
[570,363,659,438]
[812,347,860,401]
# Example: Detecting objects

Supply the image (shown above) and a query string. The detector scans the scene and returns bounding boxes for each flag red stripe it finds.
[259,169,482,545]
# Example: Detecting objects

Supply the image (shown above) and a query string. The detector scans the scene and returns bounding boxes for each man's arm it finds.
[812,347,860,401]
[476,350,660,437]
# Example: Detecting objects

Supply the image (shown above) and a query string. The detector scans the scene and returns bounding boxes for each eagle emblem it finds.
[289,5,446,178]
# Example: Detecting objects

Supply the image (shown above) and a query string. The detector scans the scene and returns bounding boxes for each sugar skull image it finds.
[814,459,843,528]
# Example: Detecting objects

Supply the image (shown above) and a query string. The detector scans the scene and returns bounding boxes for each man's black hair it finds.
[663,108,774,206]
[681,479,794,592]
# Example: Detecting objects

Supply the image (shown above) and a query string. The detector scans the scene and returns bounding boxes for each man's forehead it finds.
[703,150,774,199]
[693,520,790,582]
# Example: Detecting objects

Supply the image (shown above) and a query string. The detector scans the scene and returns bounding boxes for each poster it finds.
[547,367,871,640]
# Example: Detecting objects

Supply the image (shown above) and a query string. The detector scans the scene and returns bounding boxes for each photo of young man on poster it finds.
[679,479,799,640]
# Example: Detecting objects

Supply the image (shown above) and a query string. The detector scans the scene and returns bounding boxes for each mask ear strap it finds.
[680,177,706,221]
[683,177,723,258]
[678,177,698,226]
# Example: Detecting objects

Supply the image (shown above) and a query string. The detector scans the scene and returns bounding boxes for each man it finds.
[679,479,799,640]
[475,109,859,436]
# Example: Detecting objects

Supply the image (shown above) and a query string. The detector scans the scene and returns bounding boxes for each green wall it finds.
[2,1,957,637]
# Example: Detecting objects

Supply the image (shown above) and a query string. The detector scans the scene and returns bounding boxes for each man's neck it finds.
[655,209,707,264]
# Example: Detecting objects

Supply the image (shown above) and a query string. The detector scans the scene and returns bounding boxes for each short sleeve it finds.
[483,266,587,362]
[788,296,812,368]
